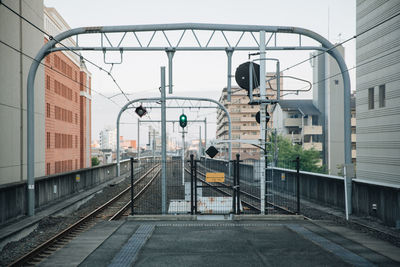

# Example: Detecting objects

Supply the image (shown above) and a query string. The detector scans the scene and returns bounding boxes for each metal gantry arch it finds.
[116,96,232,176]
[26,23,351,216]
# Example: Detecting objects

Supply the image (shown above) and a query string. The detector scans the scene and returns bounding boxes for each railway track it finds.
[192,164,298,215]
[8,164,160,267]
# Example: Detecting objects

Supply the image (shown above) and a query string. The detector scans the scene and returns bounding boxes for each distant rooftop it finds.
[278,100,320,115]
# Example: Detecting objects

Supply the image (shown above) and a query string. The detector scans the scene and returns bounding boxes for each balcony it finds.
[303,125,322,135]
[241,125,260,131]
[352,149,356,159]
[241,107,257,113]
[285,134,301,142]
[240,134,260,140]
[351,134,356,142]
[351,118,356,126]
[284,118,302,127]
[216,126,229,136]
[240,117,254,122]
[303,142,322,151]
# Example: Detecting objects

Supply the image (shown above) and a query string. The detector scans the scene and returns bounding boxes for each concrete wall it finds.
[202,158,400,227]
[0,160,130,225]
[356,0,400,185]
[0,0,45,185]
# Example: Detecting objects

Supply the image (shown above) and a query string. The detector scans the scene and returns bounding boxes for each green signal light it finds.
[179,114,187,128]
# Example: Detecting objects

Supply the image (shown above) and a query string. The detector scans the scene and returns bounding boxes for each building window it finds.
[46,163,51,175]
[46,75,50,90]
[46,103,50,118]
[46,132,50,149]
[379,84,385,108]
[368,87,374,110]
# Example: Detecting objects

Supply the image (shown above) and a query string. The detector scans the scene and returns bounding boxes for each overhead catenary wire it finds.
[0,38,130,112]
[0,1,131,103]
[292,46,400,93]
[282,11,400,73]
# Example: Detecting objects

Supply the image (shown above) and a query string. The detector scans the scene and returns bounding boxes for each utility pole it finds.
[259,30,267,215]
[137,118,140,162]
[181,130,185,185]
[152,129,156,160]
[160,66,167,214]
[198,126,202,159]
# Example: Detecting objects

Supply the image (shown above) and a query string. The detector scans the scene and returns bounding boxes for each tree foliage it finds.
[267,133,326,173]
[91,156,100,167]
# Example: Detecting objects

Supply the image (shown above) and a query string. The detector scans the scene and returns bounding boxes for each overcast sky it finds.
[43,0,356,147]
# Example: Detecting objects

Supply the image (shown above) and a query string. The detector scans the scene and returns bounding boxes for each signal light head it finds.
[179,114,187,128]
[255,111,270,124]
[135,105,147,117]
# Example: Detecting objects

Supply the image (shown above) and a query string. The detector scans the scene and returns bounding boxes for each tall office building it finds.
[0,0,45,184]
[356,0,400,184]
[310,45,354,175]
[44,7,92,174]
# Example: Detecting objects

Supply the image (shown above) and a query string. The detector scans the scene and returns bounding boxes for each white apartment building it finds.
[99,127,117,151]
[356,0,400,185]
[273,100,323,152]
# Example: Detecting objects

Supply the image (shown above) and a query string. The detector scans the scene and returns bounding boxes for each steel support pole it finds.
[259,30,266,215]
[198,126,202,158]
[190,154,194,215]
[26,55,41,216]
[116,107,125,177]
[226,48,233,102]
[296,156,300,214]
[160,66,167,214]
[276,61,280,100]
[166,49,175,94]
[137,118,140,162]
[182,130,185,185]
[204,118,207,154]
[130,157,134,215]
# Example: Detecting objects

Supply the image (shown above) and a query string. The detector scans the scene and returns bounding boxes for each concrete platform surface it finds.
[32,218,400,267]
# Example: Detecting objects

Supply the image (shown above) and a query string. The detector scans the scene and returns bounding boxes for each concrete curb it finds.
[127,214,307,221]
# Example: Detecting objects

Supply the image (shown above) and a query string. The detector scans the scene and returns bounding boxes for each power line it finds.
[0,38,125,110]
[294,46,400,93]
[0,1,131,102]
[282,11,400,73]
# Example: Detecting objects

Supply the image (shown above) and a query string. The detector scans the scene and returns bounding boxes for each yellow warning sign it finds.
[206,172,225,183]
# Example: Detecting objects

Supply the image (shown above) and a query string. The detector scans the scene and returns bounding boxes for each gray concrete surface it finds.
[38,221,123,267]
[72,218,399,267]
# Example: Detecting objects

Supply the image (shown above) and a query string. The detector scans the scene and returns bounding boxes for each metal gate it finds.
[189,154,241,215]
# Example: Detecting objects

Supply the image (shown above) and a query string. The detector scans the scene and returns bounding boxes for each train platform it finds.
[36,215,399,267]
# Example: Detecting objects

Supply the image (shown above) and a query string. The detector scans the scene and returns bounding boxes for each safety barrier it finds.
[0,160,130,225]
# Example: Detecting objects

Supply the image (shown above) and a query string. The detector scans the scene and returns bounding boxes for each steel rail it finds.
[8,164,159,267]
[195,166,294,214]
[108,168,161,221]
[184,166,260,212]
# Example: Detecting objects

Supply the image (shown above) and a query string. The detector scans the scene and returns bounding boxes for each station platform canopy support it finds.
[26,23,351,217]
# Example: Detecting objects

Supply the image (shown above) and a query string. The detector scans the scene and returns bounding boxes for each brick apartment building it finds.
[44,7,91,175]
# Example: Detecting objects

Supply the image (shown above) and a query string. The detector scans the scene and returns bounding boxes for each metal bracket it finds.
[103,47,123,65]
